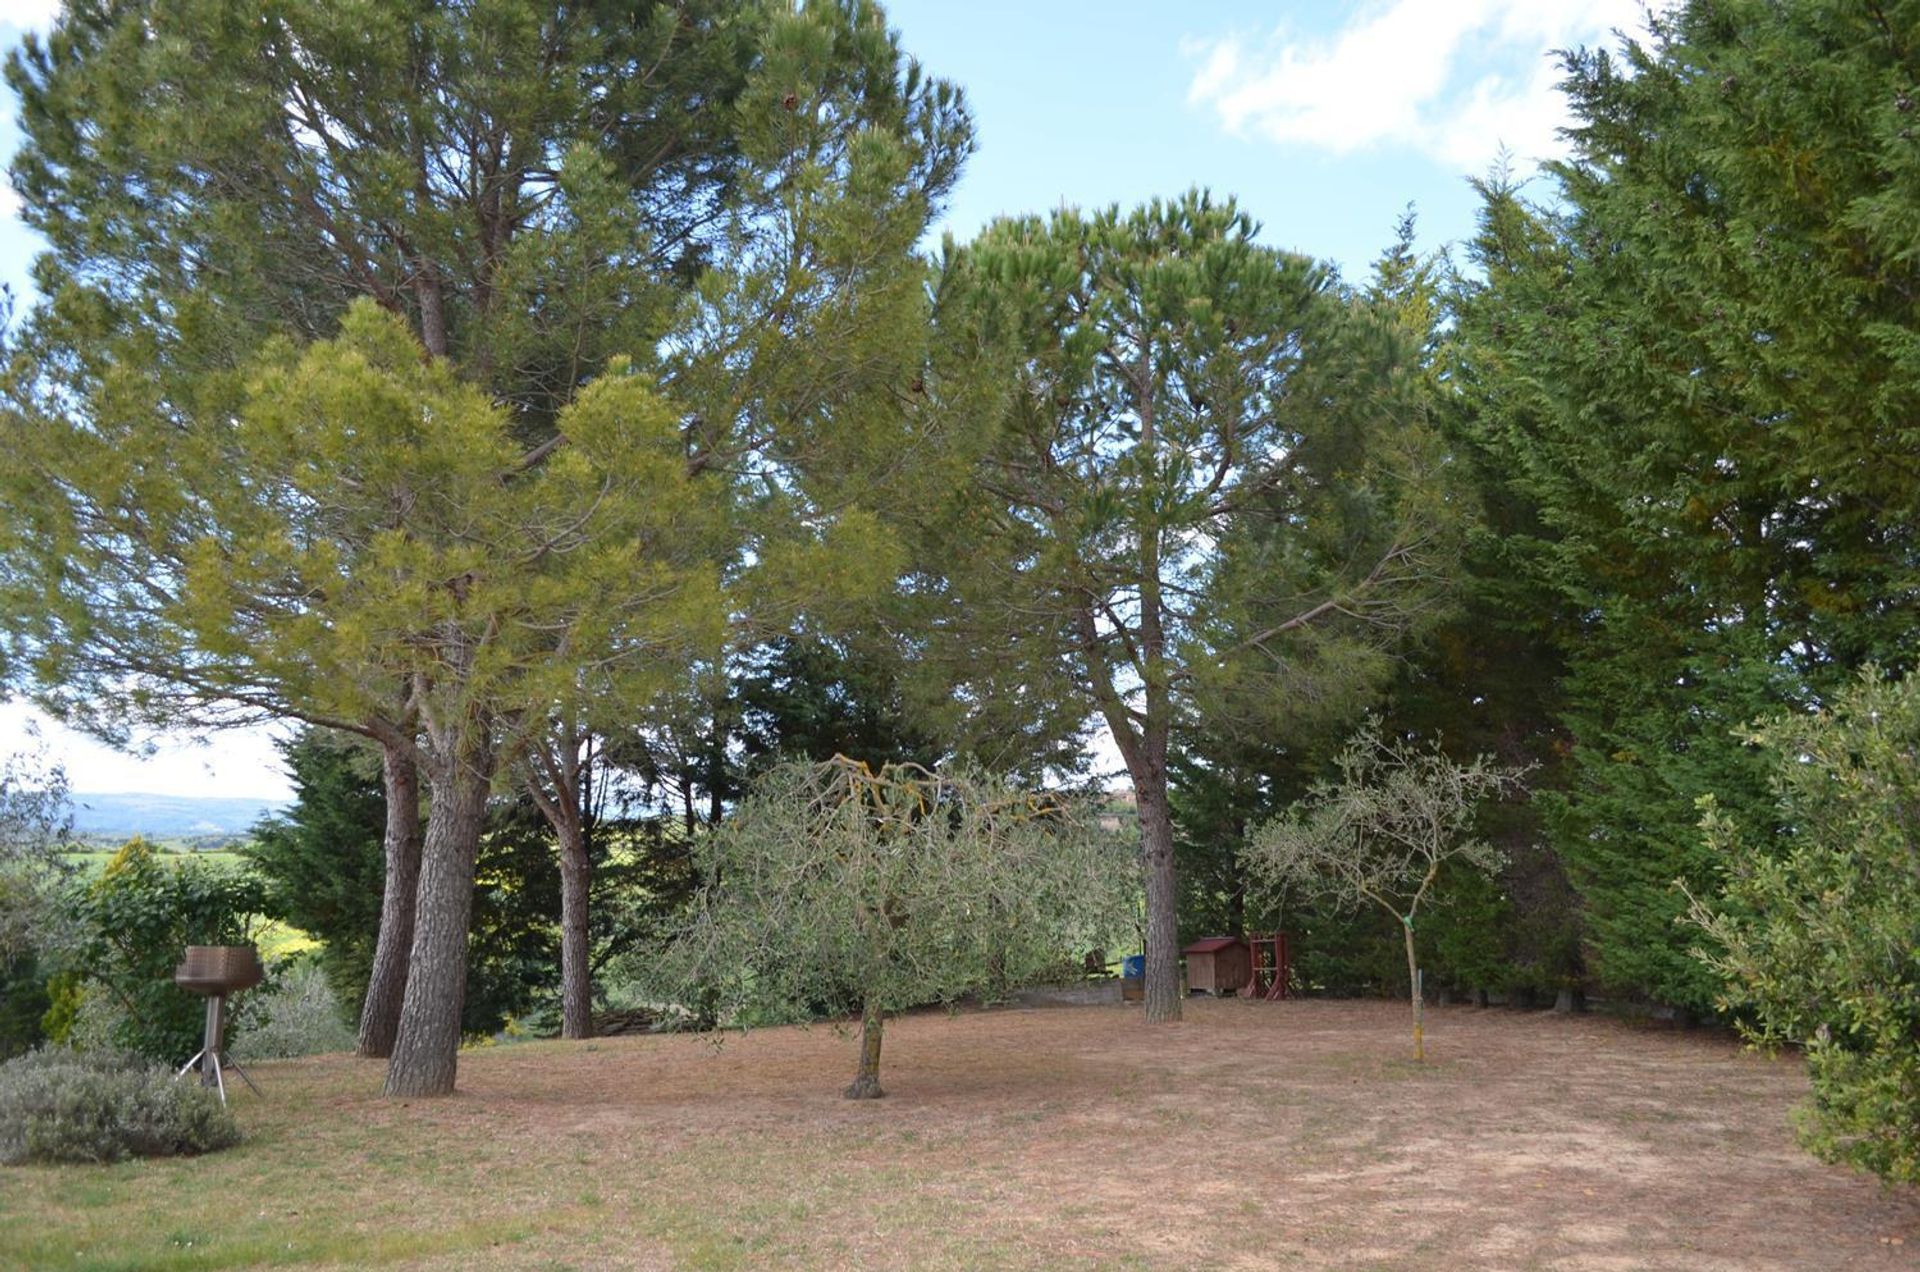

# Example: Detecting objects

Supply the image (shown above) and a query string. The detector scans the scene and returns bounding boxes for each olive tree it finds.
[1246,720,1529,1060]
[664,757,1135,1098]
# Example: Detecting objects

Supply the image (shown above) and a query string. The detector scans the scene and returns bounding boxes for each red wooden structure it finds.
[1242,931,1291,1000]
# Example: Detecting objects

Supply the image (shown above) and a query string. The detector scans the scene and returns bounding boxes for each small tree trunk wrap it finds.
[1403,917,1424,1062]
[358,742,421,1059]
[844,999,886,1099]
[384,740,490,1098]
[558,822,593,1041]
[1138,780,1183,1024]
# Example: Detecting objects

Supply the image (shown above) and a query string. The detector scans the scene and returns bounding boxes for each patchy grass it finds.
[3,999,1916,1270]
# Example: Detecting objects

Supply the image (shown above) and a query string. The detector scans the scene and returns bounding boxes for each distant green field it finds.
[62,847,245,876]
[71,832,252,854]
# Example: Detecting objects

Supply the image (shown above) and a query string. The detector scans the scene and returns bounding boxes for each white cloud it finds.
[1186,0,1671,174]
[0,1,63,34]
[0,701,293,800]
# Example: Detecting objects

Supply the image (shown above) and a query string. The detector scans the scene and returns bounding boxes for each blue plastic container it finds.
[1122,954,1145,980]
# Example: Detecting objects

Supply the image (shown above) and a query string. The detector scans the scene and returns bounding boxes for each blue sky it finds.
[0,0,1662,798]
[889,0,1662,273]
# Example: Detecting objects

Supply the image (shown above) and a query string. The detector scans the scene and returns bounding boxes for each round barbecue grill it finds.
[173,944,264,1103]
[175,944,264,995]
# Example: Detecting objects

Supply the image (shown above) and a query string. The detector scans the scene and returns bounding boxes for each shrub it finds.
[231,957,356,1061]
[0,1047,240,1165]
[66,838,268,1062]
[1690,668,1920,1186]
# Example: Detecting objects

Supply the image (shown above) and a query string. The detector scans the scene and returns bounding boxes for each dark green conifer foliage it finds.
[247,733,387,1020]
[1457,0,1920,1008]
[736,637,946,773]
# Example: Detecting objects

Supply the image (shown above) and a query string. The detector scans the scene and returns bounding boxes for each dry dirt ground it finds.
[5,998,1918,1270]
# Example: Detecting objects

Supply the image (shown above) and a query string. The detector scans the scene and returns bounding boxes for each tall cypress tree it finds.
[248,731,388,1019]
[1458,0,1920,1008]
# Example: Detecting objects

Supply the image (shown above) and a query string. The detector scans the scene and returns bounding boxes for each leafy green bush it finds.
[1691,669,1920,1185]
[64,839,268,1062]
[0,1047,240,1165]
[52,979,130,1053]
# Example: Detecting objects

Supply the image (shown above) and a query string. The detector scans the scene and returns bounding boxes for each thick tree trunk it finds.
[357,742,421,1058]
[844,999,885,1099]
[558,821,593,1041]
[1137,778,1183,1024]
[383,742,491,1098]
[1404,919,1424,1062]
[1128,333,1181,1026]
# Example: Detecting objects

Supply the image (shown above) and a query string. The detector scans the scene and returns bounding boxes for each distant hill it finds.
[67,792,287,841]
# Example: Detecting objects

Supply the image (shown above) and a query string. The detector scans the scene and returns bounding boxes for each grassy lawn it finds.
[4,999,1917,1270]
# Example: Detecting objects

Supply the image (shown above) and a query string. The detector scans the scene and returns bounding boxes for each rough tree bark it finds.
[1129,336,1182,1025]
[383,732,492,1099]
[844,998,886,1099]
[556,820,593,1041]
[526,735,595,1042]
[1133,768,1183,1025]
[357,740,421,1058]
[1080,619,1184,1026]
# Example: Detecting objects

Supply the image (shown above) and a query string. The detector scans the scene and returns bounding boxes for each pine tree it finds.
[930,192,1455,1022]
[2,0,971,1092]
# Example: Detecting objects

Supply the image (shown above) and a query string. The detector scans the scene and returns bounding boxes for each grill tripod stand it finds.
[176,991,260,1104]
[172,945,266,1106]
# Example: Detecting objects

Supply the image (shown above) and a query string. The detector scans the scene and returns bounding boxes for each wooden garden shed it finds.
[1183,936,1252,996]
